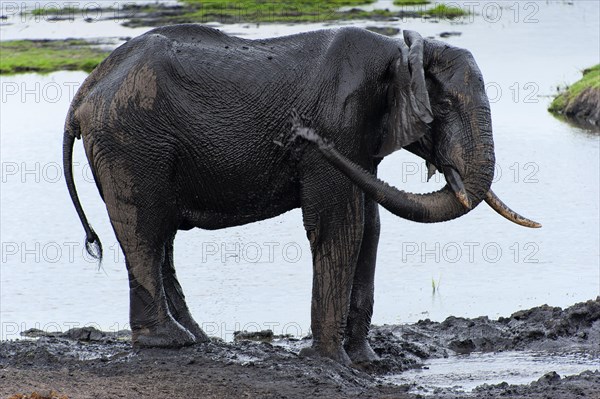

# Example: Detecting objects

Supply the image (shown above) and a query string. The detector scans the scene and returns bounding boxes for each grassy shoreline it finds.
[0,40,110,75]
[549,65,600,130]
[24,0,469,25]
[3,1,471,75]
[181,0,376,22]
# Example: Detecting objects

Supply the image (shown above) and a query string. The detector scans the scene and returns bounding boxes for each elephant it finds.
[63,24,540,366]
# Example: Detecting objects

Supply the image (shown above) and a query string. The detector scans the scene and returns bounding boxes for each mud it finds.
[1,298,598,398]
[561,87,600,131]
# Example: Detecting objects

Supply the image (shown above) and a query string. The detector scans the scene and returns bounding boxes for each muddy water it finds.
[386,351,600,394]
[1,0,599,387]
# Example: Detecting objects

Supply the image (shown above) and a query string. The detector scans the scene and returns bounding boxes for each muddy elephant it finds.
[64,25,539,366]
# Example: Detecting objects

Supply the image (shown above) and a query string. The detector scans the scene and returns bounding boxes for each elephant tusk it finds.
[485,190,542,228]
[442,166,472,210]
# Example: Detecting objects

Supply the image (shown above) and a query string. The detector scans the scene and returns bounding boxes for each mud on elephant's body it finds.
[64,25,539,365]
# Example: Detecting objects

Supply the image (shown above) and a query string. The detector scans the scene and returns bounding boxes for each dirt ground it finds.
[1,298,599,399]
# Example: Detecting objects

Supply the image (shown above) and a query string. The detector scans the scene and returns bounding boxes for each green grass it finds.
[30,6,76,16]
[0,40,109,75]
[27,1,383,23]
[394,0,430,5]
[24,1,472,25]
[421,4,468,18]
[179,0,378,22]
[549,65,600,113]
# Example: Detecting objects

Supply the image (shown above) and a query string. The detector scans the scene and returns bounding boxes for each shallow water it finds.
[385,351,600,394]
[1,0,599,387]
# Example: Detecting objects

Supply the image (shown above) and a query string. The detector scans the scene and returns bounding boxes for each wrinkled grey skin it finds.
[64,25,529,366]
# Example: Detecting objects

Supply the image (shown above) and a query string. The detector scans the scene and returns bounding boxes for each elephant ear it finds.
[403,30,434,124]
[378,30,433,157]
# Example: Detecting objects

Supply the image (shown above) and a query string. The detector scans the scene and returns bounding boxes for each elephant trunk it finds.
[293,110,492,224]
[293,105,539,227]
[436,105,497,218]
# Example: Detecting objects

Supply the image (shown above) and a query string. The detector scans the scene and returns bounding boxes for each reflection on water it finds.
[1,0,598,356]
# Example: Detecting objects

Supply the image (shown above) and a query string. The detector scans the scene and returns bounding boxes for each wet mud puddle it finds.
[385,351,600,395]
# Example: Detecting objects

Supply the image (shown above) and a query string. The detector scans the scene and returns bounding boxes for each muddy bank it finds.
[374,296,600,358]
[1,298,598,398]
[1,335,409,399]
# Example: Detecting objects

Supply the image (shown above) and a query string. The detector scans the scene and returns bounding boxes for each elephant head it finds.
[296,30,540,228]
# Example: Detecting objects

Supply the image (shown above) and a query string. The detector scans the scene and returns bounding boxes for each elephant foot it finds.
[188,324,210,344]
[175,314,210,343]
[299,345,352,366]
[345,340,380,365]
[133,318,196,348]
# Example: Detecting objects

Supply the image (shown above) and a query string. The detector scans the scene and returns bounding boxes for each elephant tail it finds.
[63,130,103,262]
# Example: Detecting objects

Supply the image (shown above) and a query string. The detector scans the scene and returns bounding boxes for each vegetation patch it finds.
[421,4,468,18]
[549,65,600,112]
[24,1,474,26]
[393,0,430,5]
[25,1,390,24]
[30,6,78,17]
[549,65,600,129]
[175,0,380,23]
[0,40,109,75]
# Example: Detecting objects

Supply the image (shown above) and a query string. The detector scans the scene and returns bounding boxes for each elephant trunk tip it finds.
[290,115,330,150]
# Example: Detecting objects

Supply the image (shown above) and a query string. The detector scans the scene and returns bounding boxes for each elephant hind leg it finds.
[122,236,195,348]
[100,166,195,348]
[162,236,209,343]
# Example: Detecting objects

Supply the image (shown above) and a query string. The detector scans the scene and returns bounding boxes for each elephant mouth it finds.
[441,165,471,210]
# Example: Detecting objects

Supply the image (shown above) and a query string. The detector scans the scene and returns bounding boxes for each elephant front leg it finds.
[300,186,365,365]
[344,198,380,364]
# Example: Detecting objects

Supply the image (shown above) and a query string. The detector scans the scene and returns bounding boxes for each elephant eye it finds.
[434,98,453,117]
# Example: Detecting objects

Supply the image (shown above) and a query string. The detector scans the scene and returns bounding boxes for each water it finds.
[1,0,599,387]
[385,351,600,394]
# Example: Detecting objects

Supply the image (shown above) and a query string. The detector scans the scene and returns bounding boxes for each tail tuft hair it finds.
[85,229,103,263]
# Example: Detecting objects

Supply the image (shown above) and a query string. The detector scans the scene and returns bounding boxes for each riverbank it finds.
[2,298,598,398]
[12,1,469,28]
[549,65,600,131]
[0,40,110,75]
[0,1,470,75]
